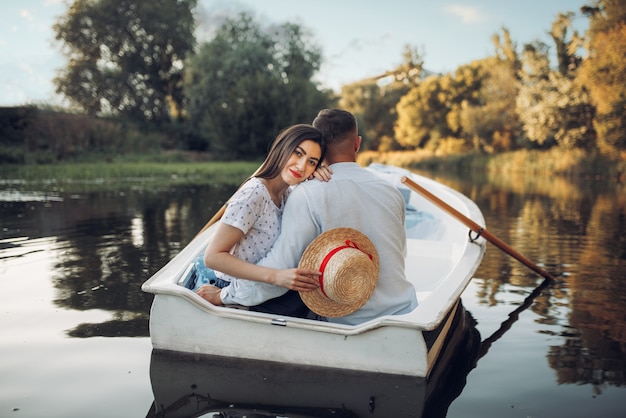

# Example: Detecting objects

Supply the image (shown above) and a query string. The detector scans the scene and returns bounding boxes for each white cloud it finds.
[20,9,34,22]
[20,63,35,75]
[444,4,488,24]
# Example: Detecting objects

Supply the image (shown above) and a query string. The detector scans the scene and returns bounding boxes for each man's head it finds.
[312,108,361,163]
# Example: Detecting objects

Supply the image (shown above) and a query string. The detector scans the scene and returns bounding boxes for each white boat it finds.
[145,301,481,418]
[141,163,487,378]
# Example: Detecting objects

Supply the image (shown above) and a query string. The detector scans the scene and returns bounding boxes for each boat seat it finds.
[406,239,459,292]
[406,238,459,260]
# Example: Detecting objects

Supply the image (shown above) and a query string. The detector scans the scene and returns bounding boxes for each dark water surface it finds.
[0,170,624,417]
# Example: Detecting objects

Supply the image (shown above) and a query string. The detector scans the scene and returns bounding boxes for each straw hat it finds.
[298,228,379,317]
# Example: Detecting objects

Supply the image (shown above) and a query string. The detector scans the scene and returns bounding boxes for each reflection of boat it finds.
[142,164,486,378]
[146,302,481,418]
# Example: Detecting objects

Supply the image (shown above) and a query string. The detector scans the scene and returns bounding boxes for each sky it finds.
[0,0,590,107]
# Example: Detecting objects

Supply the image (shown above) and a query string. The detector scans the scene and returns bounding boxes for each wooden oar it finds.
[400,176,556,281]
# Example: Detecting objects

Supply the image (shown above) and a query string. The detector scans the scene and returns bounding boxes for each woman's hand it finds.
[196,284,224,305]
[272,268,321,291]
[310,164,333,182]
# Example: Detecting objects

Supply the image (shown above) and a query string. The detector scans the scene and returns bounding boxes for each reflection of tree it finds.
[550,192,626,389]
[548,331,626,394]
[35,184,234,337]
[67,315,148,338]
[443,171,626,388]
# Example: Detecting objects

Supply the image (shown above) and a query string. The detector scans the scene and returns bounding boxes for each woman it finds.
[196,124,327,306]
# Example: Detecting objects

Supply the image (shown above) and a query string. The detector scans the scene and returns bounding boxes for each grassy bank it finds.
[358,148,626,181]
[3,148,624,193]
[1,161,259,182]
[0,159,261,192]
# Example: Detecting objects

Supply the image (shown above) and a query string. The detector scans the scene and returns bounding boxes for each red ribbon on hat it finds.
[318,239,373,298]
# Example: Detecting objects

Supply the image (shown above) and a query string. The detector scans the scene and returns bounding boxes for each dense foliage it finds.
[183,13,331,157]
[0,106,164,163]
[516,42,594,149]
[339,1,625,159]
[578,1,626,155]
[2,0,624,164]
[53,0,197,123]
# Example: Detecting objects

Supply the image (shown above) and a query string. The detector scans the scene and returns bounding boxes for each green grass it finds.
[3,148,624,194]
[0,160,261,192]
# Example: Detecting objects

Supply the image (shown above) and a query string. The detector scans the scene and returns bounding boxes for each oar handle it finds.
[400,176,555,281]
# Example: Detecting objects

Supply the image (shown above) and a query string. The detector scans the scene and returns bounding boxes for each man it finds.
[253,108,417,325]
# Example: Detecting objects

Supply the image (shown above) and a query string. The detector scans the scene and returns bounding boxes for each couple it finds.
[196,108,417,325]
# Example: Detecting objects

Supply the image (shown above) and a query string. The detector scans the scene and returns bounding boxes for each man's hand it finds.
[196,284,223,305]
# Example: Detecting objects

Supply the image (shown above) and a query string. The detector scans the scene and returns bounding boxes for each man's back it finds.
[259,162,417,325]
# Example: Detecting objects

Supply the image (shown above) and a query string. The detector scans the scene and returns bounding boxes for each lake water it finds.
[0,168,624,417]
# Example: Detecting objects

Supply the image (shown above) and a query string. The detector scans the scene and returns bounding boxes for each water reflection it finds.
[427,171,626,391]
[1,169,625,415]
[0,184,234,338]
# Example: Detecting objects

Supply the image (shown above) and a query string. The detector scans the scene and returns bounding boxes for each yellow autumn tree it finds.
[578,23,626,156]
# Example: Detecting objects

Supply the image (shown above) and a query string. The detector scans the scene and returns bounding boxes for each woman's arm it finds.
[203,222,320,291]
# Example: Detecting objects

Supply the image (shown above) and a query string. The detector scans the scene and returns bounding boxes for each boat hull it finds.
[149,291,433,376]
[146,302,480,418]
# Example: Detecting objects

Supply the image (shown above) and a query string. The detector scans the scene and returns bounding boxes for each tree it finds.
[582,0,626,36]
[458,57,521,152]
[54,0,197,123]
[184,12,329,157]
[492,27,521,73]
[339,80,384,150]
[395,74,453,148]
[578,23,626,154]
[340,45,424,151]
[549,12,583,76]
[272,22,331,124]
[443,60,491,151]
[452,28,522,152]
[517,43,594,149]
[578,1,626,156]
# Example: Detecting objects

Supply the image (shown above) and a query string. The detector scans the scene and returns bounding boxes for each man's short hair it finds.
[312,108,357,144]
